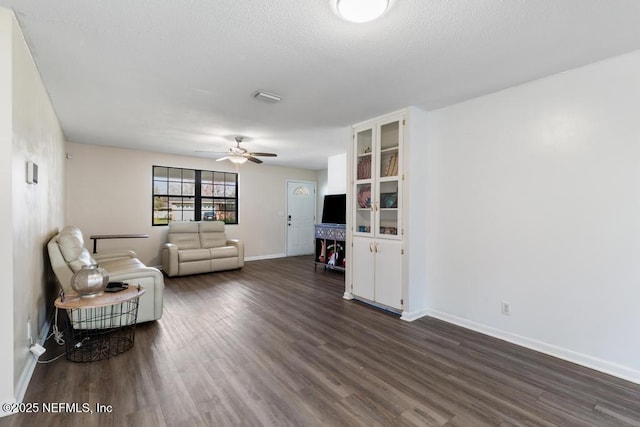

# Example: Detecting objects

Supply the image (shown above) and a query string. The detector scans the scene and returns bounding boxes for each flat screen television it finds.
[321,194,346,225]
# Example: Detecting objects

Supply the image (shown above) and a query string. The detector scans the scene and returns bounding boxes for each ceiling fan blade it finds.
[216,156,230,162]
[196,150,231,155]
[247,152,277,157]
[246,156,263,164]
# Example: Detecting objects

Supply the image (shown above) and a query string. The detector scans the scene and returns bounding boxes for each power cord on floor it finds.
[45,308,65,346]
[36,352,66,364]
[33,306,66,363]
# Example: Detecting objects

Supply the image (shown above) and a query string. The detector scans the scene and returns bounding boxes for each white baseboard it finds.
[155,254,307,270]
[245,253,287,262]
[426,308,640,385]
[400,308,429,322]
[10,319,51,415]
[343,292,354,300]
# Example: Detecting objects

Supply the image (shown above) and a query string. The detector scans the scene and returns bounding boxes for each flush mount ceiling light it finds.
[337,0,389,23]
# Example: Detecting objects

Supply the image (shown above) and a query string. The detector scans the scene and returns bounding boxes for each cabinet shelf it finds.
[379,176,399,182]
[380,146,399,153]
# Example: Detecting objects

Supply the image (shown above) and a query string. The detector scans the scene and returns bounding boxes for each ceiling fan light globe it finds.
[228,155,248,164]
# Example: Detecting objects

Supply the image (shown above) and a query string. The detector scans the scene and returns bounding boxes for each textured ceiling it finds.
[2,0,640,169]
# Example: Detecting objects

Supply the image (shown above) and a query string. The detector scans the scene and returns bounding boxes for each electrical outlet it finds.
[501,302,511,316]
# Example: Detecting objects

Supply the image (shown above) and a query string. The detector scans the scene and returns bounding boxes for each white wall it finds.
[327,153,347,195]
[0,8,15,411]
[316,168,328,223]
[403,106,429,316]
[425,50,640,382]
[317,152,347,223]
[1,8,66,413]
[65,142,318,265]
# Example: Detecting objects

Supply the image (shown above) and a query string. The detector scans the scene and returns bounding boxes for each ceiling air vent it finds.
[252,90,282,103]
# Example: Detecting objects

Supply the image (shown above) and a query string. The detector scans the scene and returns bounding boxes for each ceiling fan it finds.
[198,136,277,164]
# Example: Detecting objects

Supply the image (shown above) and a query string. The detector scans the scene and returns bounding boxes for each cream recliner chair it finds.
[161,221,244,277]
[47,226,164,323]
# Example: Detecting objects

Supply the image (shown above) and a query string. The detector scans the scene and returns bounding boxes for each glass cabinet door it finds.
[376,119,401,237]
[354,127,374,235]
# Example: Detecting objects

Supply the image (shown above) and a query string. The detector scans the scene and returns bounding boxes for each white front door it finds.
[286,180,316,256]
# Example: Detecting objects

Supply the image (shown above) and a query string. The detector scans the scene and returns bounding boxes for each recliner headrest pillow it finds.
[56,226,86,262]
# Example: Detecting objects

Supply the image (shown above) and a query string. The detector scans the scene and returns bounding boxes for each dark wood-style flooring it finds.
[2,255,639,426]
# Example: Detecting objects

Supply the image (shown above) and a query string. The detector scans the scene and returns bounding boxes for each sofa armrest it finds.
[108,266,164,321]
[161,243,180,277]
[109,266,163,282]
[227,239,244,268]
[94,250,137,262]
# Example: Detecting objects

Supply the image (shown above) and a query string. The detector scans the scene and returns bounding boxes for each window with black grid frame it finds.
[152,166,238,226]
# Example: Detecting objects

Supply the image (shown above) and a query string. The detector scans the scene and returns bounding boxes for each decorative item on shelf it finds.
[71,263,109,297]
[357,186,371,208]
[357,156,372,179]
[380,192,397,208]
[379,226,398,235]
[382,153,399,177]
[326,242,345,267]
[318,240,326,262]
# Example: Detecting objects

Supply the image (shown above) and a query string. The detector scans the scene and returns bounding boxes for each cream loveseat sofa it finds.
[161,221,244,277]
[47,226,164,323]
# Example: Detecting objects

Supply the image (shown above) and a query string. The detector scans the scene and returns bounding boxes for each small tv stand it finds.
[314,224,346,272]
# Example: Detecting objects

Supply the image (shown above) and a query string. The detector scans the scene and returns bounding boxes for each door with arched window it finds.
[286,180,316,256]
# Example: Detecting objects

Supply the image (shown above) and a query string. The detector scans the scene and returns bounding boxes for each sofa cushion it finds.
[209,246,239,259]
[57,226,86,262]
[199,221,227,248]
[168,233,201,250]
[200,232,227,249]
[99,257,147,272]
[178,248,212,262]
[167,222,201,249]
